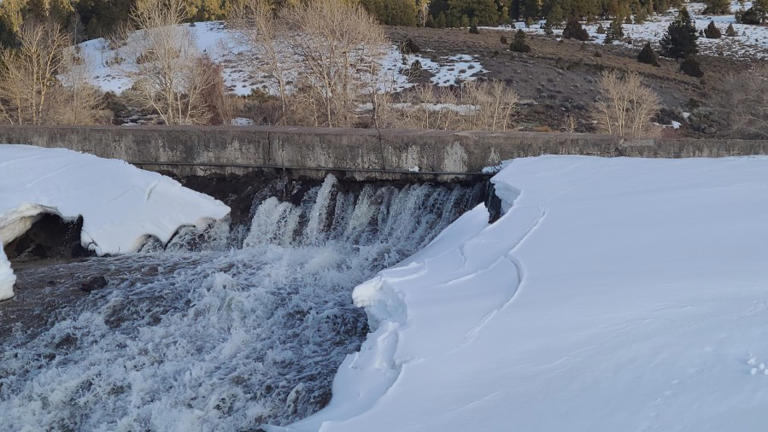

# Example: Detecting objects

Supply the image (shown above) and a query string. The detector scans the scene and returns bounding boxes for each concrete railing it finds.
[0,125,766,180]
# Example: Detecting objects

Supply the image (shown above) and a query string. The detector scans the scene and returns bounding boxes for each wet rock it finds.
[80,276,108,293]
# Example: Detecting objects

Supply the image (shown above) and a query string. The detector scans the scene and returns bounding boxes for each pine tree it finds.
[510,29,531,52]
[660,7,698,59]
[703,0,730,14]
[704,20,721,38]
[680,56,703,77]
[604,16,624,44]
[546,3,564,27]
[725,23,736,36]
[563,17,589,40]
[637,42,660,66]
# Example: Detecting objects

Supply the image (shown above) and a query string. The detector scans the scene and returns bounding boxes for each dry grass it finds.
[594,71,661,138]
[377,81,518,131]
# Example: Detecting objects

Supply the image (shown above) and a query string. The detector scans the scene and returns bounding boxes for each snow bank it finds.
[0,247,14,301]
[281,156,768,432]
[0,145,230,255]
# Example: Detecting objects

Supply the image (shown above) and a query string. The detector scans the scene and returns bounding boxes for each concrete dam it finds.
[0,125,766,180]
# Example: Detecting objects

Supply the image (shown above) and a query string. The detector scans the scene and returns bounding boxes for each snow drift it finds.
[281,156,768,432]
[0,247,14,301]
[0,144,230,254]
[0,144,230,299]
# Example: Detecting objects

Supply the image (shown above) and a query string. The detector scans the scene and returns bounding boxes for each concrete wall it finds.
[0,125,766,180]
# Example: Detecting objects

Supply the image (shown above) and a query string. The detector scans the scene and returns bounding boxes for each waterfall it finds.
[0,175,485,431]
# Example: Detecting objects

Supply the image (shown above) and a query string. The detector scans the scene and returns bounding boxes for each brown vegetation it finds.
[719,66,768,139]
[0,21,103,125]
[127,0,225,125]
[594,71,661,138]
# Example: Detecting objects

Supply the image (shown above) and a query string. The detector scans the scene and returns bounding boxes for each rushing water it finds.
[0,175,485,432]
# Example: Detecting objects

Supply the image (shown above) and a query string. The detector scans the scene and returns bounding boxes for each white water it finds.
[0,175,483,431]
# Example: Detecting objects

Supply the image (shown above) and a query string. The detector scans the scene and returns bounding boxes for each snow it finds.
[484,2,768,60]
[0,144,230,256]
[278,156,768,432]
[0,246,14,301]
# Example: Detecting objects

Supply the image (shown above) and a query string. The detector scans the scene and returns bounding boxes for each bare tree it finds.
[128,0,221,125]
[719,66,768,139]
[52,46,106,125]
[0,21,69,125]
[595,70,661,138]
[231,0,291,122]
[282,0,388,127]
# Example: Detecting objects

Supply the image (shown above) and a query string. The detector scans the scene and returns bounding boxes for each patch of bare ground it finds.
[387,25,761,137]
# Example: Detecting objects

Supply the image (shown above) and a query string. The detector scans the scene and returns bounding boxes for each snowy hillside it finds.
[489,1,768,59]
[281,156,768,432]
[77,21,486,97]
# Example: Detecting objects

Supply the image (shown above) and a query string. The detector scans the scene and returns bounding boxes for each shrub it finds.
[718,66,768,138]
[737,5,765,24]
[594,70,661,138]
[399,38,421,54]
[637,42,660,66]
[596,23,605,34]
[469,23,479,34]
[680,56,703,77]
[726,23,737,36]
[500,34,508,44]
[510,29,531,52]
[604,17,623,44]
[563,18,589,41]
[660,7,698,58]
[704,21,721,38]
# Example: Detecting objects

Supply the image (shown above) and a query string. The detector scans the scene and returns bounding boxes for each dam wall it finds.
[0,125,765,180]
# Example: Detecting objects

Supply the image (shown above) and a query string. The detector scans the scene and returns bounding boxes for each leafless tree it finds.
[595,70,661,138]
[719,66,768,139]
[0,20,103,125]
[128,0,222,125]
[0,21,69,124]
[230,0,292,122]
[282,0,388,127]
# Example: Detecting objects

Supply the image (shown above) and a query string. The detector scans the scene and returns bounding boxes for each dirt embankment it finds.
[387,25,759,136]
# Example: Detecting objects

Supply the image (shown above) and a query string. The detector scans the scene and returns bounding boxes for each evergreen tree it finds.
[725,23,736,36]
[361,0,420,26]
[660,7,698,58]
[703,0,730,14]
[563,17,589,40]
[604,16,623,43]
[637,42,660,66]
[704,20,721,38]
[680,56,703,77]
[521,0,540,19]
[510,28,531,51]
[546,3,565,27]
